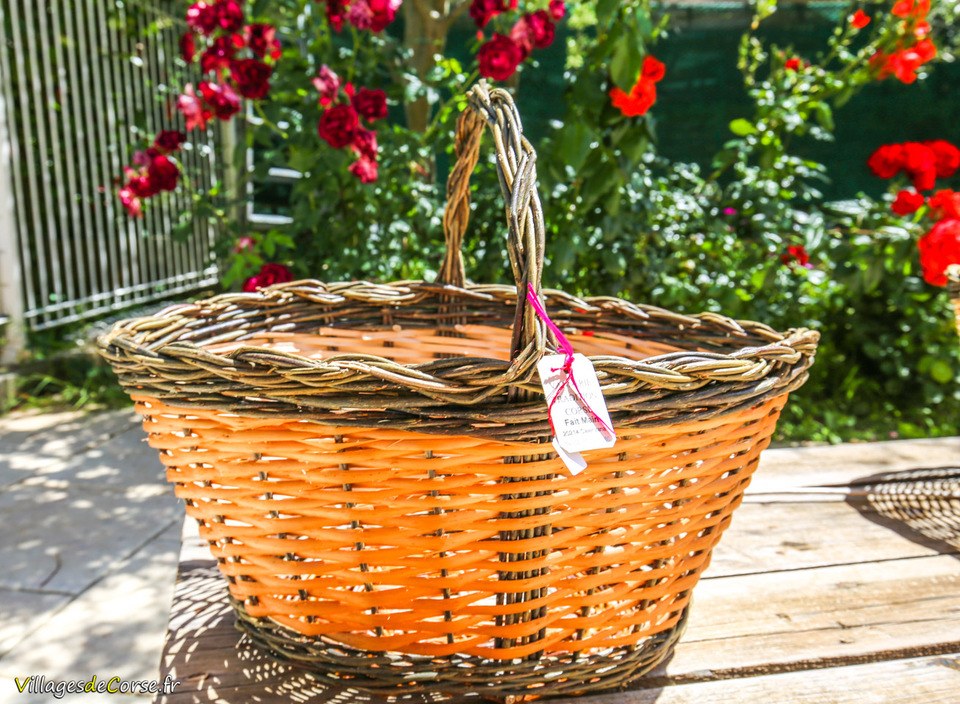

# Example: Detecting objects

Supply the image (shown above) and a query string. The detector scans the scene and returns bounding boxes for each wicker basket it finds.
[99,82,818,700]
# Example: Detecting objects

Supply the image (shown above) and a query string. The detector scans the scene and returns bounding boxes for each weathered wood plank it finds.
[750,438,960,493]
[155,552,960,701]
[668,555,960,673]
[563,655,960,704]
[155,434,960,703]
[707,500,950,577]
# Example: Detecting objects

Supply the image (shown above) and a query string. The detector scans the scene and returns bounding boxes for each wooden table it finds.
[155,439,960,703]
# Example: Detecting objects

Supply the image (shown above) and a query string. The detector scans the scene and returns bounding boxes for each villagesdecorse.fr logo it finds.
[14,675,181,698]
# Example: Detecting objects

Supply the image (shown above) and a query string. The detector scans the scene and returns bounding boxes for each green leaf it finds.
[929,360,955,384]
[729,118,757,136]
[754,0,777,22]
[610,38,643,89]
[597,0,620,25]
[814,103,835,132]
[556,123,594,172]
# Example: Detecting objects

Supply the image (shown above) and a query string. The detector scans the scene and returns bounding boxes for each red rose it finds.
[784,57,804,71]
[148,155,180,192]
[470,0,502,28]
[850,9,870,28]
[323,0,349,32]
[244,24,281,60]
[180,32,196,62]
[215,0,245,32]
[610,78,657,117]
[641,55,666,83]
[352,128,378,159]
[199,80,241,120]
[153,130,186,154]
[369,0,402,32]
[347,0,400,32]
[230,59,272,99]
[925,140,960,179]
[200,35,237,73]
[903,141,937,191]
[548,0,565,21]
[876,39,937,84]
[780,244,812,268]
[477,34,524,81]
[318,104,359,148]
[867,144,905,179]
[928,189,960,221]
[917,218,960,286]
[510,10,555,56]
[349,155,379,184]
[892,0,914,16]
[352,88,388,122]
[126,174,158,198]
[891,189,925,215]
[242,263,294,292]
[186,2,218,35]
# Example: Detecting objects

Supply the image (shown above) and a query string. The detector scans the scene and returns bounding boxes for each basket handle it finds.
[438,81,547,362]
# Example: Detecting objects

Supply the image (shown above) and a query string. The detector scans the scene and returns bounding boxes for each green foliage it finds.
[110,0,960,443]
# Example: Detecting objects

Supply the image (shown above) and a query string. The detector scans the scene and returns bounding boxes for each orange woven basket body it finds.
[99,83,818,700]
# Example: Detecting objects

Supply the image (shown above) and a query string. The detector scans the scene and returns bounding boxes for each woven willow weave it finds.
[100,82,819,700]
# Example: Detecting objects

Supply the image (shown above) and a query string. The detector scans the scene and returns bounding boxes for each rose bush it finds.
[112,0,960,442]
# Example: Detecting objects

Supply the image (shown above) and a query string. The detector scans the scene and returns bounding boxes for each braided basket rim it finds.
[99,278,819,381]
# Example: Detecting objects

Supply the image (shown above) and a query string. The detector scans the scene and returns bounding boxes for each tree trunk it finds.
[403,0,450,134]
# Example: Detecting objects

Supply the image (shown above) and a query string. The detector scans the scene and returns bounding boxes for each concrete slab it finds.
[0,408,139,487]
[18,426,166,495]
[0,521,180,703]
[0,588,72,655]
[0,480,180,594]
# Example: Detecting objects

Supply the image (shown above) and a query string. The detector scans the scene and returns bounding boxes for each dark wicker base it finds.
[231,598,688,701]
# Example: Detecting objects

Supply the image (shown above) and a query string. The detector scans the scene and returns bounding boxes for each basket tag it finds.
[552,438,588,475]
[537,353,617,456]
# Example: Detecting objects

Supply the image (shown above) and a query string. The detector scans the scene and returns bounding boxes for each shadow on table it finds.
[156,561,392,703]
[157,563,673,704]
[845,466,960,558]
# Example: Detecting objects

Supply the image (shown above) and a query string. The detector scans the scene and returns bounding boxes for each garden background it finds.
[0,0,957,443]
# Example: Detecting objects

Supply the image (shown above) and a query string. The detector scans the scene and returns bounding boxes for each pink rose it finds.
[177,84,211,131]
[313,65,341,106]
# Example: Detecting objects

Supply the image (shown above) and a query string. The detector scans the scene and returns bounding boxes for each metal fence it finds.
[0,0,220,361]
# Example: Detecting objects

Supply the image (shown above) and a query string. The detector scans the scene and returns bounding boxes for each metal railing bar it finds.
[23,266,219,317]
[7,1,51,314]
[25,1,73,308]
[132,10,160,289]
[26,276,220,330]
[48,1,87,305]
[113,2,143,290]
[90,0,126,297]
[66,0,109,299]
[0,1,36,314]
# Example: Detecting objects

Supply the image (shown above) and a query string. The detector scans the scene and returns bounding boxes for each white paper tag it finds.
[537,353,616,455]
[552,438,588,476]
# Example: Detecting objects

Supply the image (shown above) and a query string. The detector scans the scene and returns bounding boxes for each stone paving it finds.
[0,407,956,704]
[0,408,179,703]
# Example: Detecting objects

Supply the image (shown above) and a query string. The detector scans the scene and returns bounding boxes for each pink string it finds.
[526,284,614,439]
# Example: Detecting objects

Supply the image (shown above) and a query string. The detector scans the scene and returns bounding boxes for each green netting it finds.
[466,7,960,202]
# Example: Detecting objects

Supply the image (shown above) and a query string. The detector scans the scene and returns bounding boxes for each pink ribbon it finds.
[525,284,614,439]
